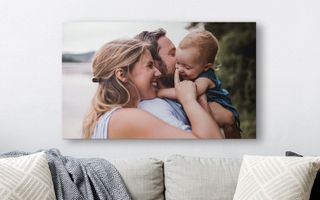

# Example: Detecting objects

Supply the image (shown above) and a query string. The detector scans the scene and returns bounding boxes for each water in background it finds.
[63,62,97,138]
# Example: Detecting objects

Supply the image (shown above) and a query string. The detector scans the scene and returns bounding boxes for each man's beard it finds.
[159,74,174,88]
[157,60,175,88]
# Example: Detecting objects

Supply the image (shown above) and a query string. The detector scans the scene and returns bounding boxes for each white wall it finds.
[1,0,319,159]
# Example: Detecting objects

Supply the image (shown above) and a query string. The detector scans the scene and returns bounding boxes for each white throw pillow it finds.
[0,152,56,200]
[233,155,320,200]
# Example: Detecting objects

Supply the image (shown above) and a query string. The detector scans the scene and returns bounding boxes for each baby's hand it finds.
[175,69,197,103]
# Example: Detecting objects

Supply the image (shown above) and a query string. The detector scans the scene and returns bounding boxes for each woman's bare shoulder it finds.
[112,107,148,119]
[108,107,195,139]
[108,108,154,138]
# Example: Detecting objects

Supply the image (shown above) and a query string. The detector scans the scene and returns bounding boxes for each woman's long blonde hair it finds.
[83,39,149,138]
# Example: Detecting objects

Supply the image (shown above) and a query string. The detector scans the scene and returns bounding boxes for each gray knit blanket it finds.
[0,149,131,200]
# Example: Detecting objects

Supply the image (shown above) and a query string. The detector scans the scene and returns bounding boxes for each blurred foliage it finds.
[187,22,256,138]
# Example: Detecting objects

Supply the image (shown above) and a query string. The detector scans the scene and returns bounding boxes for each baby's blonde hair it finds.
[83,39,149,138]
[179,30,219,65]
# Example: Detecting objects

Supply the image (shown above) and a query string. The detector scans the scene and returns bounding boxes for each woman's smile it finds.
[130,49,162,100]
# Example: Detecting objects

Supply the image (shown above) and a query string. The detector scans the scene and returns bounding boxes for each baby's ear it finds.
[204,63,213,71]
[115,68,127,83]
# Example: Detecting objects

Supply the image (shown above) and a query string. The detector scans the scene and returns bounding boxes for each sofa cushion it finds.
[285,151,320,200]
[111,158,164,200]
[0,152,56,200]
[164,154,242,200]
[233,155,320,200]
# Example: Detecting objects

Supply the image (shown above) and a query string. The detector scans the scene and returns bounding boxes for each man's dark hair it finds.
[134,28,166,63]
[135,28,174,87]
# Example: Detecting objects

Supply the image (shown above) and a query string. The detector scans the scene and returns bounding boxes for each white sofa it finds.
[2,152,318,199]
[111,154,242,200]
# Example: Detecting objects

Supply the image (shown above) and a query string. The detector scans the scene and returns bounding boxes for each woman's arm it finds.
[197,94,214,118]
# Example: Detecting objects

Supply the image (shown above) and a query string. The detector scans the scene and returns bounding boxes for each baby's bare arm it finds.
[157,88,177,99]
[194,77,215,97]
[209,102,234,126]
[158,77,215,100]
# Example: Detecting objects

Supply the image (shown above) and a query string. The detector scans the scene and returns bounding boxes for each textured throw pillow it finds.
[286,151,320,200]
[164,154,242,200]
[0,152,56,200]
[233,155,320,200]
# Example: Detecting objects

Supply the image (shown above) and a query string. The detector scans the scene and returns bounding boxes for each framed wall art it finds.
[62,21,256,139]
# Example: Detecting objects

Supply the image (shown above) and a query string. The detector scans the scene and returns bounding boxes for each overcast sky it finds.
[62,21,193,53]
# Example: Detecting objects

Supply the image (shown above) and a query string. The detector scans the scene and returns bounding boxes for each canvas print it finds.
[63,22,256,139]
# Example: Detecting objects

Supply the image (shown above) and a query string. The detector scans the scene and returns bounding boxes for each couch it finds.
[1,152,319,200]
[112,154,320,200]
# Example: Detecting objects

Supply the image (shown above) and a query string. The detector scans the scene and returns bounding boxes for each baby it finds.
[157,30,241,138]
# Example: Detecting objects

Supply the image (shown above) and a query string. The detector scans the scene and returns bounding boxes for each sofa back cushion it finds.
[111,158,164,200]
[164,154,242,200]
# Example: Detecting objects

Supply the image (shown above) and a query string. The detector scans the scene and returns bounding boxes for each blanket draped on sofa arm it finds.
[0,149,131,200]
